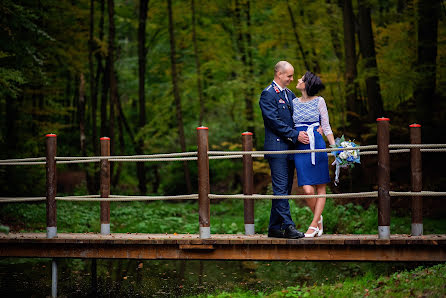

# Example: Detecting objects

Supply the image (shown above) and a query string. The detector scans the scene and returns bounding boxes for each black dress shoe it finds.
[284,225,304,239]
[267,228,285,238]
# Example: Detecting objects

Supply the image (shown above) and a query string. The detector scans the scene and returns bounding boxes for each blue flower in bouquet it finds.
[330,135,360,185]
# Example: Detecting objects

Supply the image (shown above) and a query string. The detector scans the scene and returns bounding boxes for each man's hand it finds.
[316,126,323,135]
[298,131,309,144]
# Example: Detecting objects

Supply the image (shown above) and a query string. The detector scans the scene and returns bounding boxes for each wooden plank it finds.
[179,245,214,250]
[0,241,445,261]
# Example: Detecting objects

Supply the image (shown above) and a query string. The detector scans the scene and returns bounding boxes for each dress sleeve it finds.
[318,97,333,136]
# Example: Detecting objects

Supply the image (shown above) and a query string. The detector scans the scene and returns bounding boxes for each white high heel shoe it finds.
[304,226,320,238]
[318,215,323,237]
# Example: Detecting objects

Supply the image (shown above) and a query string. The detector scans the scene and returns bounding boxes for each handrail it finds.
[2,144,446,165]
[0,121,445,239]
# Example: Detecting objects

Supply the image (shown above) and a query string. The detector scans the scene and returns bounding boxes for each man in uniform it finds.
[259,61,308,239]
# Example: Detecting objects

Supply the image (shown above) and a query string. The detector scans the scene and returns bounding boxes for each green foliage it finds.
[202,263,446,297]
[0,197,444,236]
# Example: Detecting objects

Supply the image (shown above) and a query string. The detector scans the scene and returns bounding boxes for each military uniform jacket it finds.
[259,82,299,159]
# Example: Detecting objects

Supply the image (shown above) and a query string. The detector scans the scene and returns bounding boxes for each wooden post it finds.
[242,132,255,235]
[377,118,390,239]
[46,134,57,239]
[410,124,423,236]
[197,127,210,239]
[100,137,111,235]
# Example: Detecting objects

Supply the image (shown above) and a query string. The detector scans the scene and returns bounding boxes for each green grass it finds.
[202,263,446,298]
[0,198,445,234]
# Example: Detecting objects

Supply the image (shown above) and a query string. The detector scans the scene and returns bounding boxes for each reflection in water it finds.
[0,258,437,297]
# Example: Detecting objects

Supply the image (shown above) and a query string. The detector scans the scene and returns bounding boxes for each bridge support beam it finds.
[51,258,58,297]
[197,127,210,239]
[377,118,390,239]
[46,134,57,239]
[1,234,445,262]
[410,124,423,236]
[100,137,111,235]
[242,132,255,235]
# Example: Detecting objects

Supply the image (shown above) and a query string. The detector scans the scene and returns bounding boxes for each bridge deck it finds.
[1,233,445,261]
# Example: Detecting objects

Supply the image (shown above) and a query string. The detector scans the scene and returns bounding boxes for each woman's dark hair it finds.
[303,71,325,96]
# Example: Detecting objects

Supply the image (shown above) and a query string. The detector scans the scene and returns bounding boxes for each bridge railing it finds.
[1,118,446,239]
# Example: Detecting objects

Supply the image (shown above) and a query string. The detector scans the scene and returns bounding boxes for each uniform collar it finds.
[272,80,285,92]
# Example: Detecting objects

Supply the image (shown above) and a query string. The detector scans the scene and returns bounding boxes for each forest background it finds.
[0,0,445,214]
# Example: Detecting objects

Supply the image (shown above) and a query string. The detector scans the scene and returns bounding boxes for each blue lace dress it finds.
[292,96,331,186]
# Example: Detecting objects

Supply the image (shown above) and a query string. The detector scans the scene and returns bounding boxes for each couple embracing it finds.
[259,61,335,239]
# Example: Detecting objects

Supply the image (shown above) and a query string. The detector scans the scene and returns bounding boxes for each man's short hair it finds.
[274,61,292,76]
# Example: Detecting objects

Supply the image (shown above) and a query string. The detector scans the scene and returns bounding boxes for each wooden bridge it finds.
[1,119,446,262]
[1,233,445,262]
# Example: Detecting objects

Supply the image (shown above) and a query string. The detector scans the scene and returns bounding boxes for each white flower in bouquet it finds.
[339,151,348,160]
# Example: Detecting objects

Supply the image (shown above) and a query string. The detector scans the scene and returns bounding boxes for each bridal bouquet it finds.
[330,135,360,185]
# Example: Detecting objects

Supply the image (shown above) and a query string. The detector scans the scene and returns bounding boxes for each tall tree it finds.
[191,0,205,126]
[167,0,192,194]
[340,0,361,134]
[413,0,440,132]
[137,0,149,194]
[233,0,255,140]
[358,0,384,121]
[244,0,256,145]
[79,73,87,157]
[89,0,98,157]
[286,0,311,70]
[326,1,343,62]
[100,0,109,138]
[108,0,118,185]
[88,0,99,193]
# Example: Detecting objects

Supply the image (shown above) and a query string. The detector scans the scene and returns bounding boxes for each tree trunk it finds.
[73,74,80,126]
[79,73,87,157]
[286,0,311,70]
[358,1,384,121]
[244,0,256,147]
[414,0,439,135]
[100,59,109,137]
[89,0,98,156]
[64,71,72,125]
[234,0,247,114]
[4,94,19,195]
[99,0,108,138]
[113,70,125,186]
[167,0,192,194]
[108,0,117,186]
[326,0,343,62]
[191,0,205,127]
[341,0,361,135]
[137,0,149,194]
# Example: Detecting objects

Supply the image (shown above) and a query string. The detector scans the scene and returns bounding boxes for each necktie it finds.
[283,90,289,103]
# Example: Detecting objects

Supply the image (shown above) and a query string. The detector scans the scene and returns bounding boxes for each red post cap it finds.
[242,132,253,136]
[197,126,208,130]
[46,134,57,137]
[409,124,421,127]
[376,117,390,121]
[100,137,110,140]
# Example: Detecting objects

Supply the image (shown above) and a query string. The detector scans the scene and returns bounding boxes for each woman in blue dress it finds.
[293,71,335,237]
